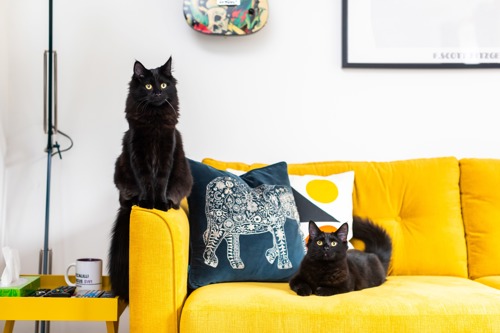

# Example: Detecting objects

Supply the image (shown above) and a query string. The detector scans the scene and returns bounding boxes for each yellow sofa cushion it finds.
[180,276,500,333]
[460,158,500,280]
[203,157,467,277]
[474,276,500,290]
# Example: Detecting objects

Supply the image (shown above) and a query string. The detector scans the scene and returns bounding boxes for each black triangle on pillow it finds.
[292,188,340,222]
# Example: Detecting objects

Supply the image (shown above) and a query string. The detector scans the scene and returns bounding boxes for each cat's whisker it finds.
[165,99,178,116]
[137,99,148,113]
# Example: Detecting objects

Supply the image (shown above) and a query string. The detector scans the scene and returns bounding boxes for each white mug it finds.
[64,258,102,290]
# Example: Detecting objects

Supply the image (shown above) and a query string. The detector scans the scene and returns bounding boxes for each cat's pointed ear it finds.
[161,57,173,75]
[309,221,321,239]
[336,223,349,243]
[134,61,147,78]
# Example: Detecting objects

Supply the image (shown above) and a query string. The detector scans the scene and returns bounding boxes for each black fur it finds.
[289,217,392,296]
[109,58,193,301]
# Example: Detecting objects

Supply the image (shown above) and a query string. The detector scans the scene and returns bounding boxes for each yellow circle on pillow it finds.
[305,179,339,203]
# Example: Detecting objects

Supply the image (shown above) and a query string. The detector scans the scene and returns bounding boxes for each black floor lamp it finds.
[40,0,73,286]
[39,0,77,331]
[39,1,56,332]
[42,0,55,278]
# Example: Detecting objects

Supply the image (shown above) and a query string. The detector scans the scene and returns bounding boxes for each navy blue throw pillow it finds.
[187,160,306,290]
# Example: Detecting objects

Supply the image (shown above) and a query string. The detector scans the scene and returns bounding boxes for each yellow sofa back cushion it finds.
[203,157,467,277]
[460,158,500,280]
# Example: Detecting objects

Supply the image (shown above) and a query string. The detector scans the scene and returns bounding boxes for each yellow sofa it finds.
[129,157,500,333]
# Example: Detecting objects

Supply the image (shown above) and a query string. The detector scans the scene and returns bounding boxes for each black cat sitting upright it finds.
[109,57,193,301]
[289,217,392,296]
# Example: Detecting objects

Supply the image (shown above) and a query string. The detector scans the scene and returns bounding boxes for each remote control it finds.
[100,291,115,298]
[74,290,104,298]
[44,286,76,297]
[28,288,51,297]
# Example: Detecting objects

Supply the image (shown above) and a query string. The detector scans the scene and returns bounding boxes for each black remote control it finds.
[44,286,76,297]
[28,288,51,297]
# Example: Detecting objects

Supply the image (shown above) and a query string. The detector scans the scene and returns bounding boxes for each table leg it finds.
[106,320,119,333]
[3,321,15,333]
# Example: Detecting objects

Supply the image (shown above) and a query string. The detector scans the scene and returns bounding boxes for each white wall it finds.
[0,0,9,259]
[2,0,500,332]
[0,1,9,331]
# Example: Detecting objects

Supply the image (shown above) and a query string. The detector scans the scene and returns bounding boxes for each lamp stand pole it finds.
[38,1,56,332]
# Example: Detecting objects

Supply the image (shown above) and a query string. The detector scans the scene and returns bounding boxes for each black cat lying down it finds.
[290,217,392,296]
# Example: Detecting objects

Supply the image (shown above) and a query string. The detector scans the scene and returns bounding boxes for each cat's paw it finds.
[166,197,181,210]
[138,200,155,209]
[155,199,179,212]
[155,201,173,212]
[315,287,335,297]
[291,283,312,296]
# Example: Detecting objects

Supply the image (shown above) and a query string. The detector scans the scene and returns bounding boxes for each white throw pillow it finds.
[289,171,355,248]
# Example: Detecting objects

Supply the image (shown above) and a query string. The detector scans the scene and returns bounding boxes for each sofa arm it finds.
[129,206,190,333]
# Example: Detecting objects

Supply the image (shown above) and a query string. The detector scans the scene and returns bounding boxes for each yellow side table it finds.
[0,275,127,333]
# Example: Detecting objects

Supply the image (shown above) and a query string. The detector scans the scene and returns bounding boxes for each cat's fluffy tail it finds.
[352,216,392,274]
[108,205,132,302]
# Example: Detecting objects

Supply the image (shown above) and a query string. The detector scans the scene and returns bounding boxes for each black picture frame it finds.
[342,0,500,69]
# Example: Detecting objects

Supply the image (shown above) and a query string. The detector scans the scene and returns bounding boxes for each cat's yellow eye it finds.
[316,240,323,246]
[145,84,153,90]
[331,241,338,246]
[160,83,168,89]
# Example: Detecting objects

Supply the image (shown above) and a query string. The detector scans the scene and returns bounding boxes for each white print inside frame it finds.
[344,0,500,66]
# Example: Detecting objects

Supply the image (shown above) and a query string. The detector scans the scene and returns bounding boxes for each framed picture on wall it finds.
[342,0,500,68]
